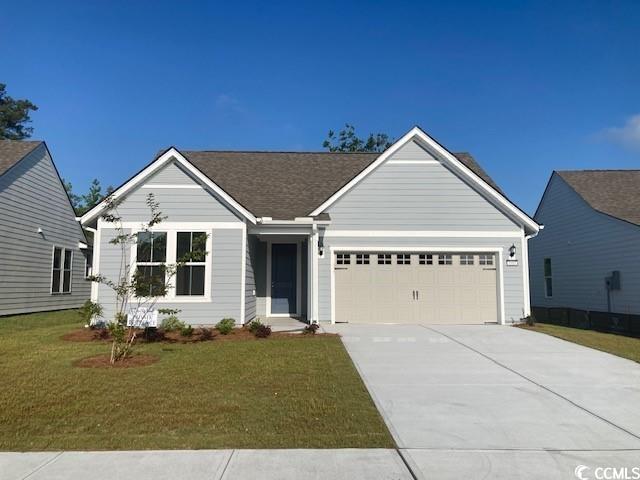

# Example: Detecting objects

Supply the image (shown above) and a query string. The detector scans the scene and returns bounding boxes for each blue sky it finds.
[2,0,639,214]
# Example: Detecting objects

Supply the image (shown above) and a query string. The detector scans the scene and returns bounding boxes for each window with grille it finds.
[135,231,167,297]
[544,258,553,297]
[419,254,433,265]
[51,247,73,294]
[176,232,207,296]
[377,254,391,265]
[336,253,351,265]
[479,254,494,266]
[438,254,452,265]
[356,254,370,265]
[460,254,474,265]
[396,254,411,265]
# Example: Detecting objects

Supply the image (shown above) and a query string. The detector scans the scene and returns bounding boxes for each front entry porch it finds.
[249,234,311,322]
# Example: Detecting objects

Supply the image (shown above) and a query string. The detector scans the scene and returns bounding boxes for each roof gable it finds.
[0,140,42,177]
[556,170,640,226]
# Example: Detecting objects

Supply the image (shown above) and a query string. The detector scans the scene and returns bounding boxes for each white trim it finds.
[311,225,320,322]
[240,222,247,324]
[521,228,531,318]
[80,147,257,225]
[329,245,506,325]
[101,221,243,230]
[323,230,522,238]
[309,126,539,234]
[91,219,103,301]
[50,245,73,295]
[141,184,202,189]
[249,226,313,236]
[387,160,439,165]
[296,241,302,315]
[266,241,302,316]
[129,226,215,303]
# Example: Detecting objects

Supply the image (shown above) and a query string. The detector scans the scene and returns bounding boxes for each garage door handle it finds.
[416,290,419,300]
[412,290,415,300]
[334,267,348,270]
[483,268,497,271]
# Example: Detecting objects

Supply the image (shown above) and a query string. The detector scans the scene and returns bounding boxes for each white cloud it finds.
[601,114,640,151]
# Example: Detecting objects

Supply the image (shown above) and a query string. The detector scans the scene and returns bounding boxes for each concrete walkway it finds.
[0,449,413,480]
[327,323,640,479]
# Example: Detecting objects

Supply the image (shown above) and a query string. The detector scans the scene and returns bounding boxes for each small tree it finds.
[89,193,206,363]
[323,124,393,153]
[0,83,38,140]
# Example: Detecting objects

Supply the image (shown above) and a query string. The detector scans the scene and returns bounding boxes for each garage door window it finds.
[460,254,474,265]
[336,253,350,265]
[419,254,433,265]
[479,254,494,266]
[438,254,452,265]
[377,254,391,265]
[356,254,370,265]
[397,254,411,265]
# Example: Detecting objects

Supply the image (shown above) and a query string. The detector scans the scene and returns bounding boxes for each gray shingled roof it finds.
[557,170,640,226]
[181,150,502,219]
[0,140,42,176]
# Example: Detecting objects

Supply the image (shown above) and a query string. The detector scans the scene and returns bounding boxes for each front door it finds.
[271,243,297,314]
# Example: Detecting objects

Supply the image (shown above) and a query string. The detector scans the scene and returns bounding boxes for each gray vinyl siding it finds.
[253,240,267,317]
[113,162,242,223]
[316,140,526,324]
[530,174,640,314]
[318,236,526,324]
[0,144,90,315]
[245,233,256,322]
[95,161,245,325]
[97,227,243,325]
[325,141,519,231]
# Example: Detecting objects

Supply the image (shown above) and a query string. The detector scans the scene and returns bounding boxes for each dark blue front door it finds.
[271,243,297,314]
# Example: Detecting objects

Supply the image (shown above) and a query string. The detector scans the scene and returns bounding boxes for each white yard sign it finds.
[127,307,158,328]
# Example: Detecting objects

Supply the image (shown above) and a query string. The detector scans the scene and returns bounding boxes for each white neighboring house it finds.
[530,170,640,315]
[0,140,91,316]
[81,126,539,326]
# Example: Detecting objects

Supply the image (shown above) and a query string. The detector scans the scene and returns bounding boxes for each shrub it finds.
[180,324,194,337]
[216,318,235,335]
[79,300,103,328]
[254,324,272,338]
[523,314,536,326]
[160,311,185,332]
[200,328,213,341]
[247,318,263,333]
[142,327,164,342]
[303,323,320,335]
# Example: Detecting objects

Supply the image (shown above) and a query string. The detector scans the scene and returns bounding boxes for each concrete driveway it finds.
[328,324,640,479]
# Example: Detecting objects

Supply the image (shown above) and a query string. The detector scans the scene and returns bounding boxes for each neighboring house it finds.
[530,170,640,315]
[80,126,539,326]
[0,140,91,316]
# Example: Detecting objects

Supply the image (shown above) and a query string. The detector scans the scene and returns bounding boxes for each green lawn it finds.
[0,310,394,451]
[519,323,640,363]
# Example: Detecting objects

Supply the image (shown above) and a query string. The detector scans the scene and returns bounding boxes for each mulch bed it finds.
[62,326,333,344]
[74,354,159,368]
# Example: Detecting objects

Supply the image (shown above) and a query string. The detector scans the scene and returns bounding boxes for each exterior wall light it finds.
[509,244,516,258]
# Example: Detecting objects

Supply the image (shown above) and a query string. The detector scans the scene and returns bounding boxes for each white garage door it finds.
[334,252,498,324]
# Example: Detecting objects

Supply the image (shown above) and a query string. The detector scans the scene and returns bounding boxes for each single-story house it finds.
[530,170,640,315]
[0,140,91,316]
[80,126,539,325]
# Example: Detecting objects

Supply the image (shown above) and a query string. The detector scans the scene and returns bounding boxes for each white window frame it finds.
[175,231,208,297]
[356,253,370,265]
[419,254,433,265]
[479,254,494,266]
[544,258,553,298]
[438,254,453,265]
[50,246,73,295]
[377,253,392,265]
[460,254,474,266]
[336,253,351,265]
[396,253,411,265]
[130,225,214,303]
